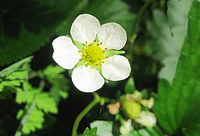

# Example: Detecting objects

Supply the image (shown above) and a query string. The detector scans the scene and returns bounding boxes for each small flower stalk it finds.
[52,14,131,92]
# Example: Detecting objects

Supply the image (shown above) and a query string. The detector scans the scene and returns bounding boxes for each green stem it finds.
[129,0,156,78]
[72,92,100,136]
[14,100,36,136]
[131,0,156,36]
[14,80,45,136]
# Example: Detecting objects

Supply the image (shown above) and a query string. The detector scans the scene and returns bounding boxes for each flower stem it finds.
[131,0,156,36]
[72,92,100,136]
[129,0,156,78]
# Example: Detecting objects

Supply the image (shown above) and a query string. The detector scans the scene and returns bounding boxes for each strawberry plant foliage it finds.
[0,56,69,135]
[82,127,97,136]
[146,0,193,83]
[153,0,200,135]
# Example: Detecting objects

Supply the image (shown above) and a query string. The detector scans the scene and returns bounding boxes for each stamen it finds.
[81,40,106,67]
[106,56,108,58]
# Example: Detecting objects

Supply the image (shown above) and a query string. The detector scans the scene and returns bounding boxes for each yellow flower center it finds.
[81,40,107,67]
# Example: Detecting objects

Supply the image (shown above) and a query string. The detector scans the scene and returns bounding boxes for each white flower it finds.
[120,119,133,135]
[52,14,131,93]
[135,111,156,128]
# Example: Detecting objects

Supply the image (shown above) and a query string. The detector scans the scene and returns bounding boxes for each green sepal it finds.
[66,35,85,50]
[74,59,87,68]
[94,65,109,83]
[82,127,97,136]
[104,50,125,57]
[95,64,102,75]
[124,77,135,94]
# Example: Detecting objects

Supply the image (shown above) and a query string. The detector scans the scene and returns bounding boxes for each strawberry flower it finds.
[52,14,131,92]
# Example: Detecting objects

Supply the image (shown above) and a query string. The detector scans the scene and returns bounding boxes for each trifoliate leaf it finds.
[35,93,58,114]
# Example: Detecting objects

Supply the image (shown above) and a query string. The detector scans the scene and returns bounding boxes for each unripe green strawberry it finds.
[122,99,141,119]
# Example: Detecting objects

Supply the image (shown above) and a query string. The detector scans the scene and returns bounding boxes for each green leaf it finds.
[0,56,32,77]
[83,0,136,37]
[39,64,69,103]
[0,81,20,92]
[183,124,200,136]
[82,127,97,136]
[40,65,68,89]
[146,0,193,83]
[42,65,65,76]
[0,59,30,92]
[0,0,87,65]
[153,1,200,135]
[35,93,58,114]
[124,77,135,94]
[6,70,28,80]
[55,0,88,35]
[90,121,113,136]
[22,107,45,134]
[16,87,34,104]
[50,86,68,103]
[128,126,164,136]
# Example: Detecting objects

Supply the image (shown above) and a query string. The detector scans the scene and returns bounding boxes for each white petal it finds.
[72,66,104,92]
[135,111,156,128]
[52,36,81,69]
[70,14,100,44]
[97,23,127,50]
[102,55,131,81]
